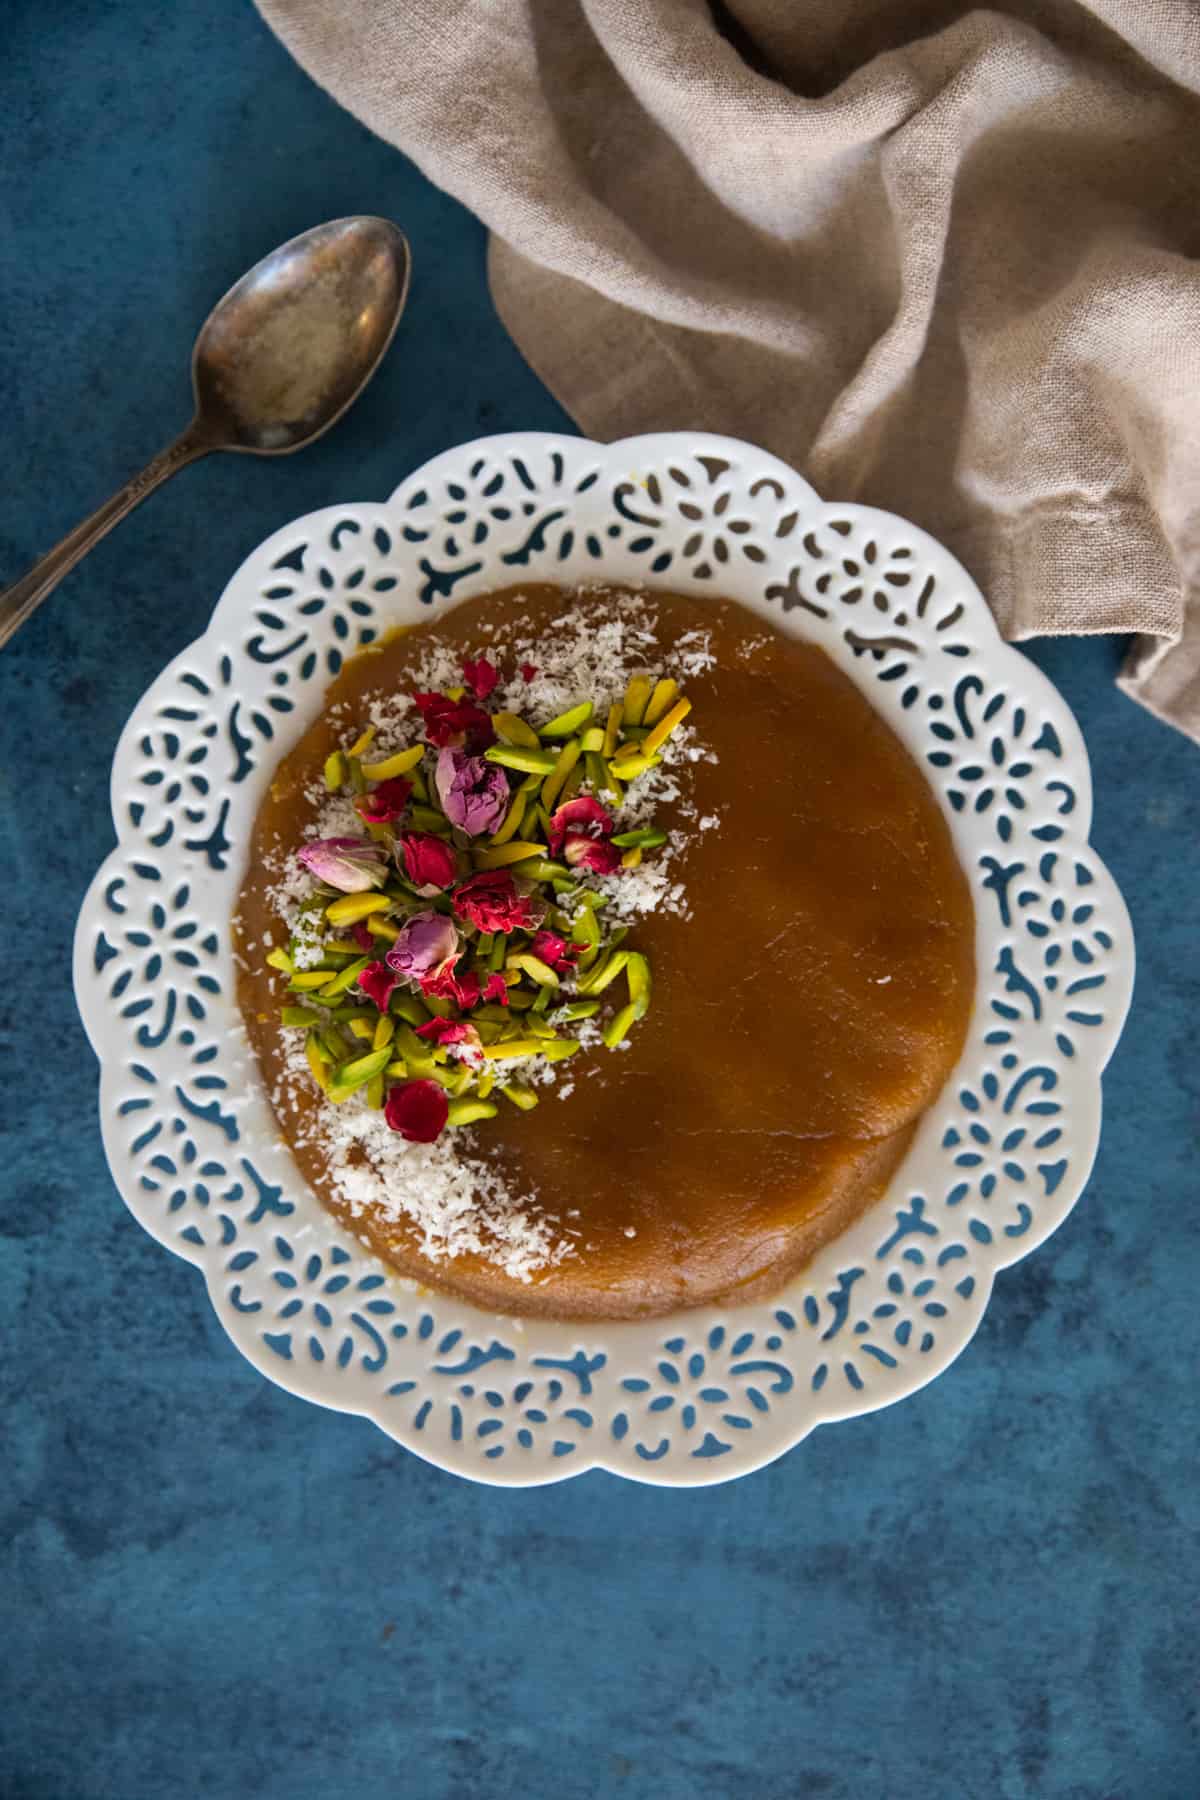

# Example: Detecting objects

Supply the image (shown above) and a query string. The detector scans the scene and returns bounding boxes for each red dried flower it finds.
[420,961,482,1011]
[355,777,412,824]
[398,830,458,893]
[482,973,510,1006]
[350,922,375,952]
[564,833,624,875]
[452,870,544,934]
[547,795,614,859]
[357,960,399,1012]
[414,1017,483,1060]
[530,929,580,974]
[384,1079,449,1144]
[461,655,500,701]
[411,692,495,750]
[520,663,538,683]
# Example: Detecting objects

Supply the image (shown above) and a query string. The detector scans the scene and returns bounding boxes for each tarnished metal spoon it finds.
[0,216,411,649]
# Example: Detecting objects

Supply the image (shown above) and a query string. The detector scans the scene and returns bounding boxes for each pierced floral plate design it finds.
[73,432,1134,1486]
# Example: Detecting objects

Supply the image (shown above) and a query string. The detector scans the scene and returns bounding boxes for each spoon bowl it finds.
[0,216,411,649]
[193,217,411,454]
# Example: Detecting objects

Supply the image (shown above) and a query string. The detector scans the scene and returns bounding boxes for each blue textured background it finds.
[2,5,1197,1796]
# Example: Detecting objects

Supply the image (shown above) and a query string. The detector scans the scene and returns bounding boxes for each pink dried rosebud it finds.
[563,833,624,875]
[411,692,495,750]
[435,746,510,837]
[384,1079,448,1144]
[547,795,614,860]
[355,776,412,825]
[530,929,580,974]
[461,655,500,701]
[384,910,460,986]
[357,960,399,1012]
[297,836,388,893]
[414,1016,483,1061]
[452,870,544,935]
[398,830,458,894]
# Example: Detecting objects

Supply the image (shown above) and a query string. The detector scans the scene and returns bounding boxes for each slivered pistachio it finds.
[522,1011,557,1037]
[422,994,454,1019]
[472,1004,512,1024]
[370,917,401,944]
[621,848,643,869]
[506,990,536,1011]
[622,673,653,725]
[347,725,376,758]
[280,1005,322,1028]
[624,952,652,1020]
[394,1023,435,1078]
[409,764,429,804]
[319,1026,350,1064]
[431,1064,474,1098]
[642,677,679,726]
[552,999,600,1023]
[384,1059,408,1079]
[373,1014,396,1051]
[493,710,541,749]
[540,699,593,739]
[642,696,692,757]
[560,761,584,804]
[487,934,509,973]
[510,857,569,882]
[484,744,558,775]
[534,802,553,840]
[325,892,392,927]
[305,1034,330,1092]
[476,1071,496,1099]
[366,1073,385,1110]
[361,745,425,781]
[571,906,601,951]
[584,750,621,802]
[603,1001,639,1050]
[290,969,336,991]
[607,926,629,951]
[538,1038,582,1062]
[500,1084,539,1111]
[446,1098,499,1126]
[507,952,561,987]
[445,685,466,702]
[603,701,623,757]
[611,826,669,850]
[476,931,494,957]
[266,947,295,975]
[531,987,553,1016]
[575,890,609,911]
[489,787,529,845]
[482,1041,544,1061]
[347,1016,375,1041]
[317,956,370,998]
[472,840,546,871]
[578,726,605,752]
[323,750,348,791]
[410,804,452,836]
[541,737,582,812]
[605,751,661,780]
[389,991,431,1027]
[333,1046,393,1092]
[576,949,630,996]
[346,756,368,795]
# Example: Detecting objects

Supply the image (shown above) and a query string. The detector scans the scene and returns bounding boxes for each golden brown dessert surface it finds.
[236,585,974,1319]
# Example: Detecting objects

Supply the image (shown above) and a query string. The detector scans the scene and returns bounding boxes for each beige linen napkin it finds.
[257,0,1200,739]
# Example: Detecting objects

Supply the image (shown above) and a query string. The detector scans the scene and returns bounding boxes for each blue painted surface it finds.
[1,4,1196,1796]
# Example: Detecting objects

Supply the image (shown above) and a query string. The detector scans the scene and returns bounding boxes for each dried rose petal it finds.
[297,836,388,893]
[384,1079,449,1143]
[421,962,483,1011]
[530,929,580,974]
[453,870,544,935]
[482,973,510,1006]
[434,746,510,837]
[563,832,624,875]
[398,831,458,893]
[414,1016,483,1061]
[350,922,375,952]
[384,910,460,985]
[547,795,614,860]
[461,655,500,701]
[520,663,538,683]
[411,692,495,750]
[357,960,399,1012]
[355,776,412,825]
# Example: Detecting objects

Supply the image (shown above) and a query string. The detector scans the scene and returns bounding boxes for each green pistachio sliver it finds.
[366,1073,385,1111]
[346,755,367,796]
[624,952,652,1021]
[319,1026,351,1064]
[551,999,600,1023]
[472,1004,512,1025]
[347,1016,375,1042]
[325,891,393,927]
[290,969,336,991]
[317,956,370,998]
[384,1059,408,1079]
[500,1084,539,1112]
[578,727,606,753]
[538,1038,582,1062]
[476,1070,497,1099]
[430,1064,474,1098]
[539,699,593,739]
[622,674,653,726]
[607,926,629,952]
[507,952,560,988]
[584,750,621,802]
[559,761,585,805]
[305,1034,330,1092]
[603,1001,639,1050]
[323,750,348,792]
[551,880,580,899]
[389,991,431,1027]
[510,857,569,882]
[474,1021,505,1044]
[611,826,669,850]
[409,765,429,804]
[476,932,494,957]
[266,947,295,975]
[487,935,509,974]
[361,745,425,781]
[571,906,601,951]
[506,990,536,1011]
[493,711,541,749]
[606,751,661,780]
[446,1098,499,1127]
[530,989,555,1018]
[373,1014,396,1051]
[410,804,452,836]
[280,1005,323,1028]
[541,737,582,813]
[422,992,454,1020]
[484,745,558,775]
[576,950,630,996]
[481,1041,543,1061]
[393,1024,436,1078]
[333,1045,393,1091]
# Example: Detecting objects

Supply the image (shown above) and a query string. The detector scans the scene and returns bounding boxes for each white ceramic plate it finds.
[73,432,1134,1486]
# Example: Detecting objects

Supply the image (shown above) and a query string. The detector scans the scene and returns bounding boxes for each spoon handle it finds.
[0,426,211,650]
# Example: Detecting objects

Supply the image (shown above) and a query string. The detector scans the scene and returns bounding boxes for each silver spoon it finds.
[0,216,411,650]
